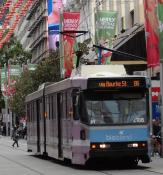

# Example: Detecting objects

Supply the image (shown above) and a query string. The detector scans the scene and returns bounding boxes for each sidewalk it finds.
[0,135,27,151]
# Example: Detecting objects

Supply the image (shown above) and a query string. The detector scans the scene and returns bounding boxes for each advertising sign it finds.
[7,64,22,96]
[1,68,6,93]
[63,12,80,78]
[144,0,160,67]
[48,0,62,50]
[95,10,117,64]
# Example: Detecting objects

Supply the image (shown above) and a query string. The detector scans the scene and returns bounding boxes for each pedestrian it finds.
[12,128,19,147]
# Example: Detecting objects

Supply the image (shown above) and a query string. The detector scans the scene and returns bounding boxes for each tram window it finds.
[52,94,57,119]
[49,96,53,120]
[62,93,66,119]
[32,102,34,122]
[51,96,53,119]
[72,94,80,120]
[27,104,30,122]
[29,104,32,122]
[45,96,49,119]
[79,90,147,125]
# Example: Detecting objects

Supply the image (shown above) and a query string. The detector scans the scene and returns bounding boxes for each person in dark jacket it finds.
[12,128,19,147]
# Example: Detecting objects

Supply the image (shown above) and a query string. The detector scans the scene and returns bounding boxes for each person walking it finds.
[12,127,19,147]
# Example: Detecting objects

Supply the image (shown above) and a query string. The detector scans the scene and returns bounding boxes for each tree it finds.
[9,70,34,117]
[0,36,32,117]
[9,50,62,118]
[0,36,31,66]
[31,50,61,89]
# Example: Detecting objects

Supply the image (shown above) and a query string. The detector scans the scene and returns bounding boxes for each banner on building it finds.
[158,0,163,62]
[27,63,37,71]
[62,12,80,78]
[1,68,6,93]
[95,10,117,64]
[7,64,22,96]
[48,0,63,50]
[143,0,160,67]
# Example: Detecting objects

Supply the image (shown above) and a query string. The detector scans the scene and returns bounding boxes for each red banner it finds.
[63,12,80,78]
[144,0,160,68]
[152,87,160,101]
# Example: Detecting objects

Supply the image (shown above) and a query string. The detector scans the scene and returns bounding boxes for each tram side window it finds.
[62,92,66,119]
[39,100,42,121]
[29,104,32,122]
[67,91,72,119]
[27,104,30,122]
[34,101,37,122]
[49,96,52,120]
[53,94,57,119]
[31,102,34,122]
[51,95,53,119]
[45,96,49,119]
[49,95,55,120]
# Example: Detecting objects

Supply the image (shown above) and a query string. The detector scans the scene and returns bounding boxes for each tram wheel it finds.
[125,158,138,168]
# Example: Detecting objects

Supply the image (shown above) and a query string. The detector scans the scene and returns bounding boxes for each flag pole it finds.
[147,68,153,136]
[59,8,63,79]
[157,1,163,157]
[160,62,163,157]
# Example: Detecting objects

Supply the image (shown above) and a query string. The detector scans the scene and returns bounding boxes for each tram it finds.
[25,66,151,166]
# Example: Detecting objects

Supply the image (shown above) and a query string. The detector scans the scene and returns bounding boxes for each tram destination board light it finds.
[87,78,146,89]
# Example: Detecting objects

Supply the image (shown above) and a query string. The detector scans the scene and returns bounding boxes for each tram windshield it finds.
[79,90,148,125]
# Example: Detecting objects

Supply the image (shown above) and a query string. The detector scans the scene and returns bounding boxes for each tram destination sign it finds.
[87,78,146,89]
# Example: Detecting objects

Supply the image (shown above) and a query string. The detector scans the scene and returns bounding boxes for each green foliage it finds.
[9,50,62,118]
[31,50,61,89]
[0,36,32,115]
[78,38,91,55]
[0,36,31,66]
[9,71,34,117]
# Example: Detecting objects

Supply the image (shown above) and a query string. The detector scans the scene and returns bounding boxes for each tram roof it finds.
[26,65,148,102]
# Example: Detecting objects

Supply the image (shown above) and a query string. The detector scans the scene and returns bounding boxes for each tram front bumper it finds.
[89,142,149,159]
[89,148,148,158]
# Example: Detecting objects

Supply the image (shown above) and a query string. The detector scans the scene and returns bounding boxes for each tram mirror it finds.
[75,95,79,106]
[72,94,80,120]
[72,91,80,97]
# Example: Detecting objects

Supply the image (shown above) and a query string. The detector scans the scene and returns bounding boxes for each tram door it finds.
[36,100,40,153]
[57,93,63,158]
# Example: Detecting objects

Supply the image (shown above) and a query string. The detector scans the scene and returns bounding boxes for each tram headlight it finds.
[99,144,107,149]
[128,143,139,148]
[127,142,146,148]
[91,143,110,149]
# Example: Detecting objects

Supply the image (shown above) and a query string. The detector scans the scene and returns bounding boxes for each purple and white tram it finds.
[25,75,151,165]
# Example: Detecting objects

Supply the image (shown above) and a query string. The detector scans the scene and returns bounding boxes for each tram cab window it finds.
[79,90,147,125]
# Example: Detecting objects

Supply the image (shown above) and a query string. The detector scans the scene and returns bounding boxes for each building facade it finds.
[16,0,146,65]
[65,0,144,43]
[26,0,48,63]
[15,0,48,63]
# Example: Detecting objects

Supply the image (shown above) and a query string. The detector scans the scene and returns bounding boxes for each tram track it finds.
[0,140,44,175]
[1,138,163,175]
[0,152,162,175]
[0,154,44,175]
[96,166,163,175]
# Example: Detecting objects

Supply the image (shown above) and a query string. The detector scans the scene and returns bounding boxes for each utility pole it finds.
[4,63,9,136]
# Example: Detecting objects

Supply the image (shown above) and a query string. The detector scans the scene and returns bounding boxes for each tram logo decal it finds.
[119,130,124,135]
[106,130,133,141]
